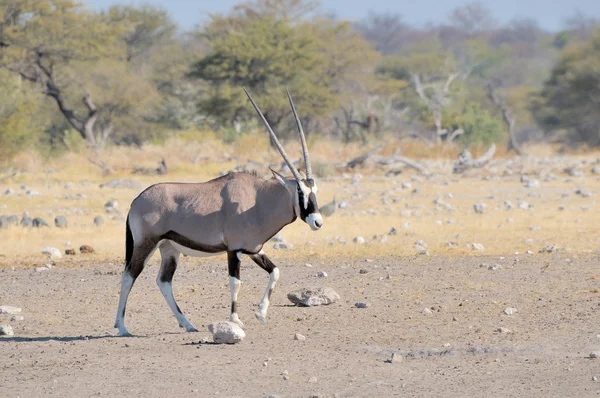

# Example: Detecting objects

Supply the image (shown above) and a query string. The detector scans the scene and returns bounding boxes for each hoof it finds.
[254,312,266,324]
[186,327,199,333]
[118,331,133,337]
[230,314,244,328]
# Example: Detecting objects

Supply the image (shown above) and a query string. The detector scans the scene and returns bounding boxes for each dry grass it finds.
[1,137,599,267]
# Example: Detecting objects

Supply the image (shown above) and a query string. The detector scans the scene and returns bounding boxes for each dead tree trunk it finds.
[486,82,525,156]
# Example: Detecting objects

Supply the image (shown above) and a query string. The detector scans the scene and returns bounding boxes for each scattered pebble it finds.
[316,271,328,278]
[504,307,518,315]
[287,287,340,307]
[353,236,365,244]
[355,302,369,309]
[42,247,62,260]
[80,245,95,254]
[294,333,306,341]
[0,306,22,315]
[207,321,245,344]
[0,325,14,336]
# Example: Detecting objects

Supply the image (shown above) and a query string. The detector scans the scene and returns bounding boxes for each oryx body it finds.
[114,89,322,336]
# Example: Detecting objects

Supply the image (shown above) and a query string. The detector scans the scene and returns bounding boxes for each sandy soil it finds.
[2,253,600,397]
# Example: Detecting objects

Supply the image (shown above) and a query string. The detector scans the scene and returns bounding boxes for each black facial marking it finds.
[298,185,319,221]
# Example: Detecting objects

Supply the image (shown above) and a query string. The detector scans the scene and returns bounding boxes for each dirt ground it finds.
[2,253,600,397]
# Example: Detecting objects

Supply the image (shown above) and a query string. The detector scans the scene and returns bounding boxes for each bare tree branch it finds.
[486,82,525,156]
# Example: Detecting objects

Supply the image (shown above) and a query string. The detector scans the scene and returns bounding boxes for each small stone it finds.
[287,287,340,307]
[308,376,318,383]
[355,302,369,309]
[590,351,600,359]
[305,263,313,268]
[32,217,48,228]
[65,248,76,255]
[207,321,245,344]
[539,244,557,253]
[294,333,306,341]
[593,376,598,381]
[488,264,502,271]
[54,215,68,228]
[496,327,511,333]
[0,306,22,315]
[80,245,95,254]
[353,236,365,244]
[525,179,540,188]
[473,203,485,214]
[273,241,293,250]
[504,307,518,315]
[0,325,14,336]
[359,269,368,274]
[10,315,24,321]
[3,188,13,195]
[388,227,398,236]
[422,307,433,315]
[283,375,289,381]
[470,243,485,252]
[42,247,62,260]
[316,271,327,278]
[93,216,105,226]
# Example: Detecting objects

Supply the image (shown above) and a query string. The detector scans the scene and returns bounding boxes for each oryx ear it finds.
[270,167,288,187]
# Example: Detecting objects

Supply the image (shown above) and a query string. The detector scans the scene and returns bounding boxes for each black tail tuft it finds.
[125,214,133,270]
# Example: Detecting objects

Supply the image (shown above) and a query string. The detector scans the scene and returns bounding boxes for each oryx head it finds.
[243,87,323,231]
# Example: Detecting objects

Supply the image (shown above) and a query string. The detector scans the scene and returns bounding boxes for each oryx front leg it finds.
[227,251,244,328]
[251,251,279,324]
[157,242,197,332]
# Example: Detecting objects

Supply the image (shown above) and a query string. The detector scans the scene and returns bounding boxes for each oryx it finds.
[114,88,322,336]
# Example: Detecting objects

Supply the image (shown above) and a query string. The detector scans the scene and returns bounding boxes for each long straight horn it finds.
[286,89,312,180]
[243,87,303,182]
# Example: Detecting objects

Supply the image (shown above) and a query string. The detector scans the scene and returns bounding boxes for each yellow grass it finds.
[1,137,599,267]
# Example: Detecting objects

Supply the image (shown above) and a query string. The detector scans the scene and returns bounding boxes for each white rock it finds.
[0,325,14,336]
[207,321,245,344]
[422,307,433,315]
[294,333,306,341]
[287,287,340,307]
[0,306,22,315]
[470,243,485,252]
[473,203,485,214]
[42,247,62,260]
[316,271,328,278]
[590,351,600,359]
[496,327,511,333]
[504,307,518,315]
[353,236,365,244]
[308,376,318,383]
[10,315,24,321]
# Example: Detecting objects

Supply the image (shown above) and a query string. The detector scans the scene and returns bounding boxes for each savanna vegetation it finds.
[0,0,599,163]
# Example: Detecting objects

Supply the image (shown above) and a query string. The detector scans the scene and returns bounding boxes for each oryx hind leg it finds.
[157,241,197,332]
[115,238,158,337]
[250,251,279,324]
[227,251,244,328]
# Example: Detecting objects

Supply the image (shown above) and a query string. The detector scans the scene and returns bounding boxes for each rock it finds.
[26,189,41,196]
[338,201,348,209]
[525,179,540,188]
[473,203,485,214]
[539,244,557,253]
[0,325,14,336]
[503,200,514,210]
[316,271,328,278]
[0,306,22,315]
[273,241,293,250]
[93,216,105,226]
[575,189,592,198]
[308,376,318,383]
[401,182,412,189]
[104,200,119,209]
[504,307,518,315]
[593,376,598,381]
[42,247,62,260]
[422,307,433,315]
[80,245,95,254]
[54,215,68,228]
[355,302,369,309]
[488,264,502,271]
[590,351,600,359]
[287,287,340,307]
[65,248,76,255]
[32,217,48,228]
[0,216,7,229]
[518,201,530,209]
[469,243,485,252]
[353,236,365,244]
[10,315,24,321]
[359,269,369,274]
[294,333,306,341]
[3,188,13,195]
[496,327,511,333]
[388,227,398,236]
[20,213,32,228]
[207,321,245,344]
[99,179,143,190]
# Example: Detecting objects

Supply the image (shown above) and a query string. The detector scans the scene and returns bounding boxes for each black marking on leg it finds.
[250,252,277,274]
[159,256,178,283]
[161,230,227,253]
[227,251,241,280]
[268,288,273,300]
[231,301,237,314]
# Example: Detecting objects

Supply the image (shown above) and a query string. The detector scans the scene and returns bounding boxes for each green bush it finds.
[456,103,504,146]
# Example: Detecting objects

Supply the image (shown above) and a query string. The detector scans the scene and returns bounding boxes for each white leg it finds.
[157,243,197,332]
[229,276,243,327]
[115,272,134,336]
[256,267,279,324]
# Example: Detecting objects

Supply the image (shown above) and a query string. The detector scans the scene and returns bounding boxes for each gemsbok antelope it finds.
[114,88,323,336]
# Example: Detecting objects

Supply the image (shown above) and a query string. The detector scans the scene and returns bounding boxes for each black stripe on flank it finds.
[160,230,227,253]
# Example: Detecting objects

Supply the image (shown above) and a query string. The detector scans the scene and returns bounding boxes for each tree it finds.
[532,29,600,146]
[355,12,414,55]
[190,0,377,140]
[0,0,121,147]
